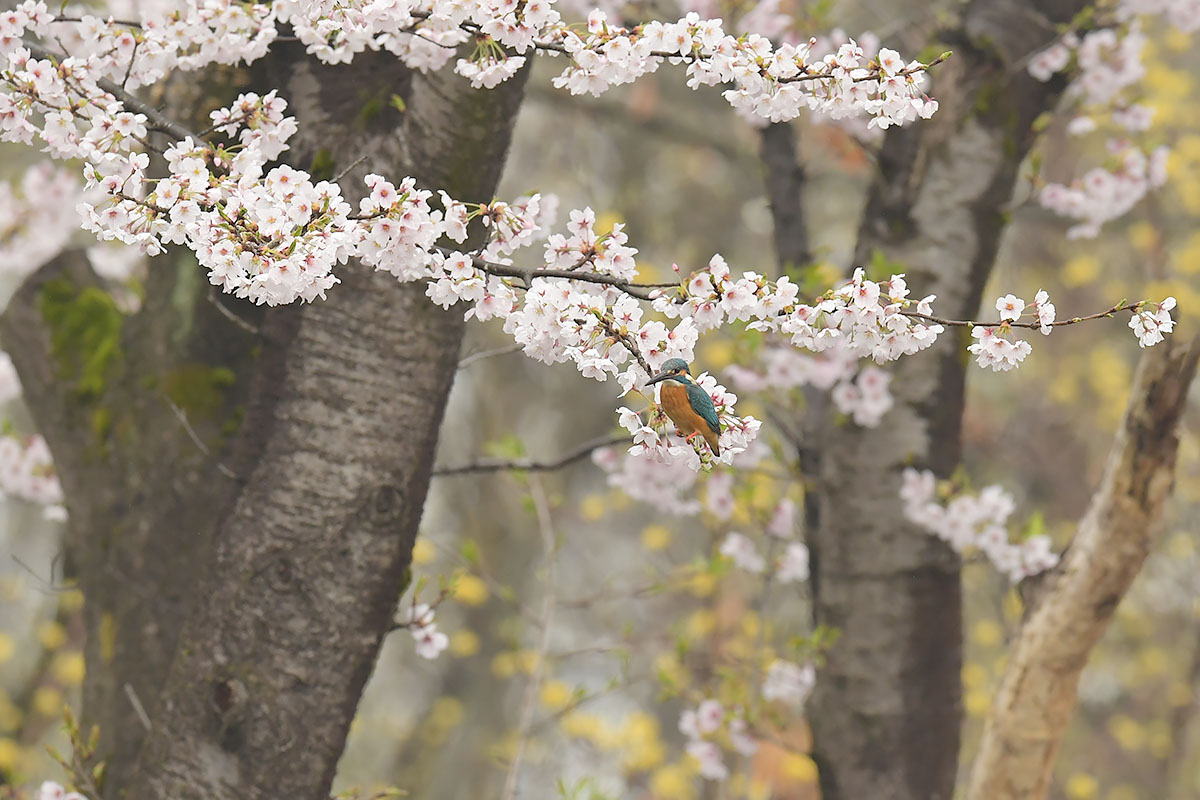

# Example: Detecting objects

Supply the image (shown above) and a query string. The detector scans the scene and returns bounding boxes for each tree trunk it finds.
[966,336,1200,800]
[1,247,262,791]
[3,48,529,800]
[796,3,1089,798]
[758,122,809,270]
[125,52,529,800]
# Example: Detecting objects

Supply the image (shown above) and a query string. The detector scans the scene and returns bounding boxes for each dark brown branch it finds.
[433,433,631,476]
[902,301,1140,329]
[22,40,200,141]
[757,121,809,271]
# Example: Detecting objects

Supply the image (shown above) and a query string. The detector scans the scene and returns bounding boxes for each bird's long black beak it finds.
[645,370,671,386]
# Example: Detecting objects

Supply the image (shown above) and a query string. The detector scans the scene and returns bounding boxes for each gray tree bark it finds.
[758,122,809,270]
[786,2,1089,798]
[1,48,529,800]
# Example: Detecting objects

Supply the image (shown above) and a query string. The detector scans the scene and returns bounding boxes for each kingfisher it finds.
[645,358,721,455]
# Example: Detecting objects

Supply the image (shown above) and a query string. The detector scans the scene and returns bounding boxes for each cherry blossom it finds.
[762,659,815,706]
[900,468,1060,582]
[0,162,81,278]
[775,542,810,583]
[996,294,1025,321]
[719,531,766,573]
[1130,297,1177,347]
[1027,2,1192,236]
[397,601,450,659]
[0,351,20,404]
[678,700,760,782]
[37,782,87,800]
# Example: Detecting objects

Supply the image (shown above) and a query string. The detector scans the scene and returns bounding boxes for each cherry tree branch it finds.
[901,301,1139,329]
[452,248,677,301]
[501,475,557,800]
[432,433,631,476]
[22,40,201,141]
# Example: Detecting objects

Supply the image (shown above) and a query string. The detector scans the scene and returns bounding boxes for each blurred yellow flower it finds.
[32,686,62,718]
[60,589,85,613]
[411,538,435,565]
[641,524,671,551]
[539,681,572,711]
[965,689,991,718]
[52,652,85,686]
[972,619,1002,648]
[450,630,479,657]
[688,571,717,598]
[453,574,488,606]
[962,662,987,690]
[781,753,818,783]
[1065,772,1098,800]
[580,494,607,521]
[37,621,67,650]
[491,652,517,679]
[1107,714,1145,752]
[562,711,600,740]
[429,697,464,731]
[686,610,716,639]
[650,762,695,800]
[0,737,21,770]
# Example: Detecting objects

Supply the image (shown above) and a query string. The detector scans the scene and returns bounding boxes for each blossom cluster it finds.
[1027,3,1190,236]
[396,602,450,659]
[678,700,757,782]
[727,341,894,427]
[0,0,1178,486]
[0,433,65,512]
[967,290,1055,372]
[900,468,1059,583]
[36,782,87,800]
[1130,297,1177,347]
[675,663,815,783]
[13,0,943,128]
[1037,139,1169,239]
[762,659,816,706]
[0,162,80,278]
[0,352,65,516]
[614,371,760,470]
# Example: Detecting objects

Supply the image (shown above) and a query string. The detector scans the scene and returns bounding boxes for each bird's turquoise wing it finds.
[686,382,721,433]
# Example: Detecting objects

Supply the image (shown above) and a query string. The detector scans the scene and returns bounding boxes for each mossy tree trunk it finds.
[1,48,528,800]
[767,2,1092,798]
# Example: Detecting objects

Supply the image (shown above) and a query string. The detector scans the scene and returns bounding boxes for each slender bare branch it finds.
[22,40,201,142]
[501,476,557,800]
[433,433,631,476]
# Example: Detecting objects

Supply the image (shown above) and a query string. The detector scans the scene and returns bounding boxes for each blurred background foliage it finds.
[2,0,1200,798]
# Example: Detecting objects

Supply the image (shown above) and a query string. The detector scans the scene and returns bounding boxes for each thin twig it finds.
[457,342,522,368]
[119,37,138,90]
[432,433,631,477]
[443,247,679,301]
[902,301,1136,330]
[332,153,371,183]
[53,14,142,27]
[501,476,557,800]
[208,286,260,334]
[163,396,239,480]
[23,39,200,142]
[123,682,152,731]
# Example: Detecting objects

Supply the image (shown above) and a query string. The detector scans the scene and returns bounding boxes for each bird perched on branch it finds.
[646,358,721,455]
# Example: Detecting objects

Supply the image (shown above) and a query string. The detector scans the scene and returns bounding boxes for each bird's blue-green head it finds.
[646,358,691,386]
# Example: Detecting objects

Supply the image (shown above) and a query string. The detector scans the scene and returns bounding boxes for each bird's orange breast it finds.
[659,381,720,455]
